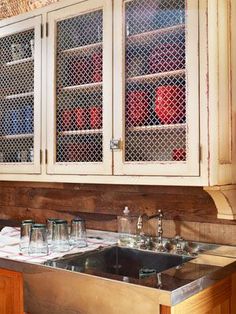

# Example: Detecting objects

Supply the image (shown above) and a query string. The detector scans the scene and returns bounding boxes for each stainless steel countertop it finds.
[0,232,236,313]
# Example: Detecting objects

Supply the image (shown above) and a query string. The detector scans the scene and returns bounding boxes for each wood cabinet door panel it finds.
[0,268,24,314]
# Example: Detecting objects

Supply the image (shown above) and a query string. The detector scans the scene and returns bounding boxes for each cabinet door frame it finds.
[0,16,42,174]
[46,0,113,175]
[113,0,200,177]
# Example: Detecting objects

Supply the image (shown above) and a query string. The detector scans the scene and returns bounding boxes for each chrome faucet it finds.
[136,209,165,251]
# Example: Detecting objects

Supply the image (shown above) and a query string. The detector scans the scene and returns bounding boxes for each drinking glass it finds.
[69,218,87,248]
[28,224,48,256]
[19,220,35,253]
[46,218,59,246]
[52,219,70,252]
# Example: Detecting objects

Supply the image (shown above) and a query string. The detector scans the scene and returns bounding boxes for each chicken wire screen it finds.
[56,10,103,163]
[0,29,35,163]
[125,0,187,163]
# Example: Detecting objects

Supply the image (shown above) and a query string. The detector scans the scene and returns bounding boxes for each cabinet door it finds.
[0,16,42,174]
[114,0,199,176]
[47,0,112,175]
[0,268,24,314]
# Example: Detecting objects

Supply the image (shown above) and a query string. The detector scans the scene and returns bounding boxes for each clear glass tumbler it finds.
[28,224,49,256]
[46,218,60,246]
[70,217,87,248]
[19,220,35,253]
[52,219,70,252]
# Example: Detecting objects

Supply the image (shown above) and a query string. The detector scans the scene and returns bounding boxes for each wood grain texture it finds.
[0,181,236,244]
[170,277,231,314]
[160,305,171,314]
[0,268,23,314]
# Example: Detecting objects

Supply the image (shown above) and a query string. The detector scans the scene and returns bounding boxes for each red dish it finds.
[74,108,87,130]
[90,106,102,129]
[155,86,185,124]
[126,91,149,126]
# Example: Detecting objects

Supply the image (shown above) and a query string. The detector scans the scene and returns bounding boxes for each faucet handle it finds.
[137,215,143,231]
[173,235,185,254]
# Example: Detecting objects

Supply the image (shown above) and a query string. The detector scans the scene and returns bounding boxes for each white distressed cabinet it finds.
[0,16,41,174]
[0,0,235,217]
[46,0,113,175]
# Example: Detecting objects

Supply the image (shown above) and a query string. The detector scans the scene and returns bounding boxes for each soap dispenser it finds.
[117,206,134,247]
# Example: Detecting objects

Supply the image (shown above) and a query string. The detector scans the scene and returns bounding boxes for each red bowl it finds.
[126,91,149,126]
[155,86,185,124]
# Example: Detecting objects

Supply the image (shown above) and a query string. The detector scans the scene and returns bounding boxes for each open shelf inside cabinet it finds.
[61,82,102,92]
[127,24,185,43]
[5,92,34,100]
[127,69,185,83]
[6,57,34,67]
[61,42,102,55]
[58,129,102,136]
[0,134,33,140]
[127,123,186,133]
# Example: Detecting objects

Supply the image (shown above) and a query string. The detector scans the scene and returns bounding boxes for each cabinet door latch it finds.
[110,139,122,150]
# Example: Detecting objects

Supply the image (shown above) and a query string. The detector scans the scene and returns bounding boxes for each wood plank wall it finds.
[0,181,236,245]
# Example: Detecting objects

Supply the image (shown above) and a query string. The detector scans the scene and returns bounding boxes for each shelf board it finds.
[0,133,34,140]
[6,56,34,66]
[61,42,102,54]
[61,82,102,92]
[127,24,185,42]
[58,129,103,136]
[127,123,186,132]
[5,91,34,100]
[127,69,185,83]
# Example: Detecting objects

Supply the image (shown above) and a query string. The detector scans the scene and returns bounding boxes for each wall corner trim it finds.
[204,185,236,220]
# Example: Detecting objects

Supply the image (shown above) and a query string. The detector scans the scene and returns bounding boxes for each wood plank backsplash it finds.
[0,181,236,245]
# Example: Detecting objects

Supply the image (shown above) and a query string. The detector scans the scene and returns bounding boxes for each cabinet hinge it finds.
[45,149,48,164]
[46,22,49,37]
[110,139,122,150]
[40,149,43,164]
[41,24,43,38]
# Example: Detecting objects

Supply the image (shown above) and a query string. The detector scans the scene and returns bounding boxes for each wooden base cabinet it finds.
[161,275,236,314]
[0,268,24,314]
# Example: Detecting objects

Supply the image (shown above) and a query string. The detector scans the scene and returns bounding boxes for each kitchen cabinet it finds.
[0,0,235,214]
[46,0,199,177]
[113,0,199,177]
[161,275,236,314]
[0,268,24,314]
[46,0,113,175]
[0,16,42,174]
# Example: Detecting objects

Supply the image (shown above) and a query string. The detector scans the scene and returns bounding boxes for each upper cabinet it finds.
[113,0,199,176]
[0,16,41,174]
[0,0,235,193]
[47,0,113,175]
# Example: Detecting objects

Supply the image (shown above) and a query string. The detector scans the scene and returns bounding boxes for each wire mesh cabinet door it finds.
[0,16,42,174]
[47,0,113,175]
[113,0,199,177]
